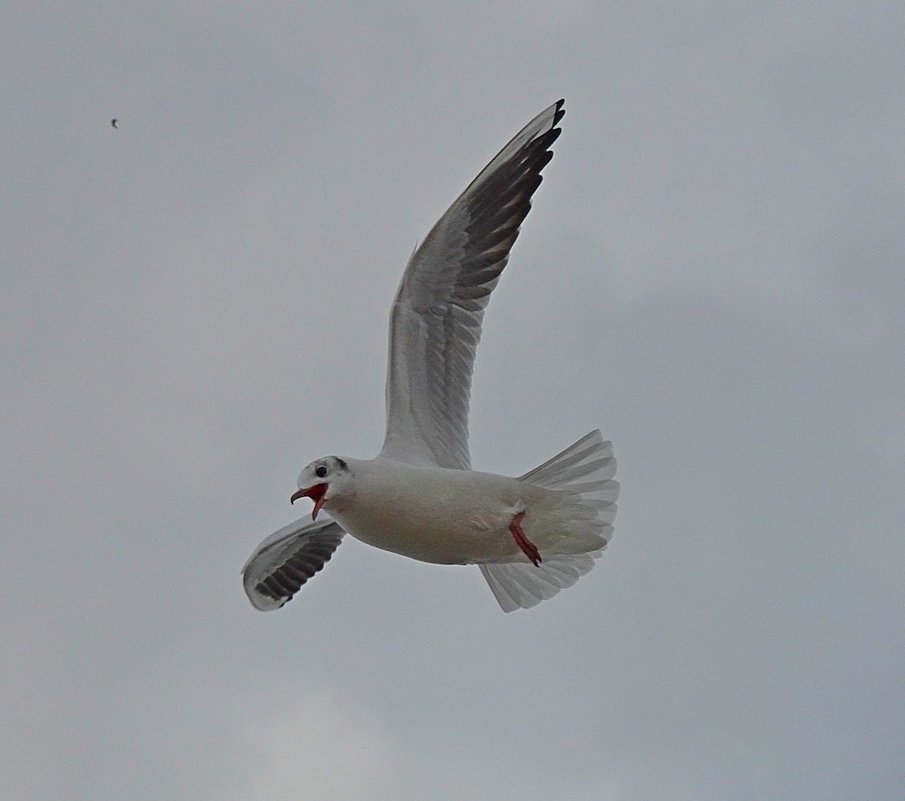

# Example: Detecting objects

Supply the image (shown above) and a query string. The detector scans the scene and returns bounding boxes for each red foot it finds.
[510,511,542,567]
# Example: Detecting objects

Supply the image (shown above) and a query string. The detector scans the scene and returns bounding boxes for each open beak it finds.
[290,483,329,520]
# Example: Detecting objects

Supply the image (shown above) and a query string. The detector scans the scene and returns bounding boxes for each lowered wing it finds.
[242,516,345,611]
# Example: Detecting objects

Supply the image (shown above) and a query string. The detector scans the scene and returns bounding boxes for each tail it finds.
[479,430,619,612]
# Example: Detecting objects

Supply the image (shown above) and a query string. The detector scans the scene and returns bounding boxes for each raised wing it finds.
[242,516,345,611]
[379,99,565,469]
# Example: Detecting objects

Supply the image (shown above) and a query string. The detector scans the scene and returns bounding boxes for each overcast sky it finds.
[2,3,904,800]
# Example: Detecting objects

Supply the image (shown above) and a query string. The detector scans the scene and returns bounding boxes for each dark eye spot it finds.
[315,465,328,478]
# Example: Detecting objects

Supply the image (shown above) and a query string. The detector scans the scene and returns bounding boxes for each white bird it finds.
[243,99,619,612]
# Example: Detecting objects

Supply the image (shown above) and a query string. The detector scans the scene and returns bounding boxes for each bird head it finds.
[291,456,352,520]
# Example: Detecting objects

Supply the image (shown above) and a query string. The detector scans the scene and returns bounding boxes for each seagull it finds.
[242,99,619,612]
[111,118,118,128]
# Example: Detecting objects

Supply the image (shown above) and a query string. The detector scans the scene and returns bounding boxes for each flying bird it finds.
[242,100,619,612]
[111,118,118,128]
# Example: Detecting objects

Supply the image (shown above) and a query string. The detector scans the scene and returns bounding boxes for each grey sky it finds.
[2,3,903,800]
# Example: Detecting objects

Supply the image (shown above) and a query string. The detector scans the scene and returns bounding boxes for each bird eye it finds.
[315,465,328,478]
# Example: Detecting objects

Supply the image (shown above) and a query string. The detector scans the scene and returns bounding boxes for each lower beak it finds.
[290,483,329,520]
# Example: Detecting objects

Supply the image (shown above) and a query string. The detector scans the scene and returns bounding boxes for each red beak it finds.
[290,483,329,520]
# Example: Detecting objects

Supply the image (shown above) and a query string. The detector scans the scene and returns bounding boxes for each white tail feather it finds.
[480,430,619,612]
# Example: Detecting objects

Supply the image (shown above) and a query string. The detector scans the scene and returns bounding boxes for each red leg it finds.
[510,511,542,566]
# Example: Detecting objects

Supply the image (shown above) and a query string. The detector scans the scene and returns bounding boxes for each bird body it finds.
[243,99,620,612]
[300,450,606,564]
[314,458,531,564]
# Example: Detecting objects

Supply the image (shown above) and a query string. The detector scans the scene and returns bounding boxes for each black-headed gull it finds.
[243,99,619,612]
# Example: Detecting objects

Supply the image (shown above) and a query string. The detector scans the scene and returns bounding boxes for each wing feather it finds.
[380,100,565,468]
[242,516,345,611]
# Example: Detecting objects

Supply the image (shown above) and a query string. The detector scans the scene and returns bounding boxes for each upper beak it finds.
[290,482,329,520]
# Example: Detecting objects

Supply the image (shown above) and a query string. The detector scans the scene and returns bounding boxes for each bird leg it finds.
[510,511,542,566]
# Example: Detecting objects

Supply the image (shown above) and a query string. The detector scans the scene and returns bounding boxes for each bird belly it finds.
[333,499,510,564]
[329,469,541,565]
